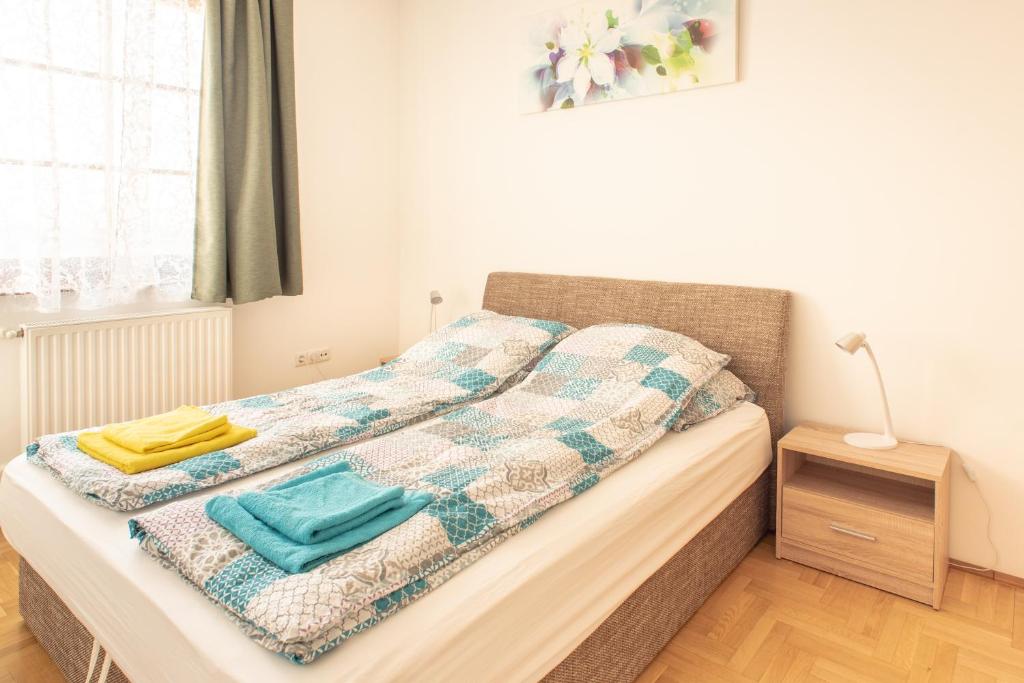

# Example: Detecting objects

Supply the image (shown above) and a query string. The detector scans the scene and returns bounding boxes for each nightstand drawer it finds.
[782,487,934,583]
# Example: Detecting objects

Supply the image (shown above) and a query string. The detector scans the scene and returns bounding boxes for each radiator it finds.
[19,307,232,444]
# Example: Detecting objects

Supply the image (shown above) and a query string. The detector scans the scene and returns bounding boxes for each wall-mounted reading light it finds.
[429,290,443,333]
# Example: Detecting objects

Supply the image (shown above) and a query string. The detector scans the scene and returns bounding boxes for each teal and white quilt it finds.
[129,324,729,663]
[27,311,572,511]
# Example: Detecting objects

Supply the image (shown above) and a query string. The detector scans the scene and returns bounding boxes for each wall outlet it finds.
[295,348,330,367]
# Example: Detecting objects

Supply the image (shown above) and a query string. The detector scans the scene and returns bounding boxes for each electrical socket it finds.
[295,348,330,368]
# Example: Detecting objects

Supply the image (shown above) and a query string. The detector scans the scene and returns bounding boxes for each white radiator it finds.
[19,307,232,444]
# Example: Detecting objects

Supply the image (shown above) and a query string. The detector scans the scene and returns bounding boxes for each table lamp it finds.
[835,332,898,450]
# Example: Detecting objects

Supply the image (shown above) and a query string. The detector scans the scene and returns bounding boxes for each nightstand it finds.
[775,424,951,609]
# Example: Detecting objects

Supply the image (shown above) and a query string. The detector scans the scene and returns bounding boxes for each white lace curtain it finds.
[0,0,204,312]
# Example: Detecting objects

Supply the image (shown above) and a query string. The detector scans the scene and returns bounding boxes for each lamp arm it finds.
[862,342,895,439]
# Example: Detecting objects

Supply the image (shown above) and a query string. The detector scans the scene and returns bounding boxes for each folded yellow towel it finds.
[102,406,228,454]
[77,424,257,474]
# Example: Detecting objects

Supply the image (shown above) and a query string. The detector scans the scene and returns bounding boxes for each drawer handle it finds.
[829,523,876,542]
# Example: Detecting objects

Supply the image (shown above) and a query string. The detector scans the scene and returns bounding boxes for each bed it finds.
[1,272,790,682]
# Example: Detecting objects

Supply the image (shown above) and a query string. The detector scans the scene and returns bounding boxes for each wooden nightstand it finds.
[775,424,951,609]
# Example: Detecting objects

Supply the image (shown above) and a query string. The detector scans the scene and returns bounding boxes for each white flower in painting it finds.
[555,14,623,104]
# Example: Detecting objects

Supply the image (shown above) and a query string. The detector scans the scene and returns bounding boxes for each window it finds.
[0,0,204,312]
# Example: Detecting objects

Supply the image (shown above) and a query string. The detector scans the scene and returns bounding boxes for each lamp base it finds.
[843,432,898,450]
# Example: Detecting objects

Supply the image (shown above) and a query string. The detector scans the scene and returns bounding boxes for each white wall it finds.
[396,0,1024,574]
[233,0,401,399]
[0,0,401,455]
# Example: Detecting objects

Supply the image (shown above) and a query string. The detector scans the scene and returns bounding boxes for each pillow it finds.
[494,349,556,394]
[398,310,574,394]
[671,369,756,431]
[523,323,730,425]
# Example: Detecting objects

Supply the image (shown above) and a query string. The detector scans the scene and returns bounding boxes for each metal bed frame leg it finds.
[84,636,112,683]
[98,651,112,683]
[85,638,100,682]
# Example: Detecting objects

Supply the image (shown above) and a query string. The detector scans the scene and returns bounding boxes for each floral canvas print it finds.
[521,0,737,113]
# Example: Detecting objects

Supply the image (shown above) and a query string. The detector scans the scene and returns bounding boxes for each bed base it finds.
[19,561,130,683]
[19,472,767,683]
[542,471,768,682]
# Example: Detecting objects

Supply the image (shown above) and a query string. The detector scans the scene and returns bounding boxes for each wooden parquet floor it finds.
[0,533,1021,682]
[640,538,1024,683]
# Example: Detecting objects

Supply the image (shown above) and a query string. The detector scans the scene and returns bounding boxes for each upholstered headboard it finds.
[483,272,791,524]
[483,271,790,440]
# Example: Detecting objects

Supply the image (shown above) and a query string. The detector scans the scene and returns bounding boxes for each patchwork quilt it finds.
[672,369,756,431]
[27,311,572,511]
[129,324,729,663]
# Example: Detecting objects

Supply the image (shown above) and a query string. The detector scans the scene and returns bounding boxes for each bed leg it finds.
[98,651,112,683]
[83,636,111,683]
[85,638,101,682]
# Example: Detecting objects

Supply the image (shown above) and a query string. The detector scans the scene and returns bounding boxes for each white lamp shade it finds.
[835,331,866,354]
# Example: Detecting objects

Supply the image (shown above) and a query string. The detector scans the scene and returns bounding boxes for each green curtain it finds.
[192,0,302,304]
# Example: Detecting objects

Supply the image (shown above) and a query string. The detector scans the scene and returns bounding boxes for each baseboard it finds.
[949,558,1024,589]
[995,570,1024,590]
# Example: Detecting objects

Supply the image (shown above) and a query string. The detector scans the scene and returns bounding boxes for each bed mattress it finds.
[0,402,770,683]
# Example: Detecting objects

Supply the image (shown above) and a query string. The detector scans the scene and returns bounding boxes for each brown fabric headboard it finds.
[482,271,792,446]
[483,272,791,527]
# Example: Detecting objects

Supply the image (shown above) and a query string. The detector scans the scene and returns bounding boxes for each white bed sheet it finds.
[0,403,770,683]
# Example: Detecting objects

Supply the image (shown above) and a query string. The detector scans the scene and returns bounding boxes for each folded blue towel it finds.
[206,490,433,574]
[237,462,407,544]
[205,475,434,574]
